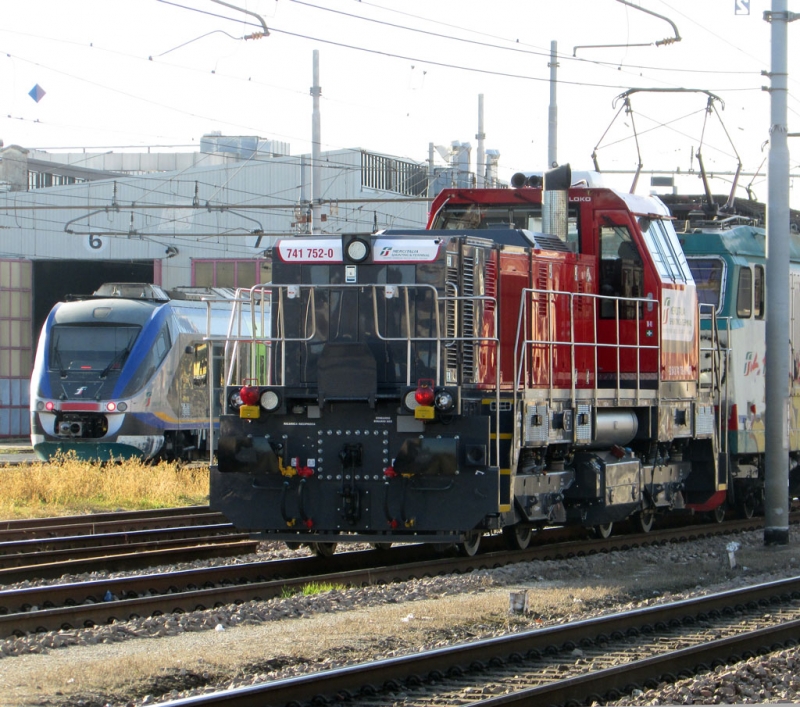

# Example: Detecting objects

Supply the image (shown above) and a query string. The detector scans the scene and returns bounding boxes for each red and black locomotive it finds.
[210,165,722,556]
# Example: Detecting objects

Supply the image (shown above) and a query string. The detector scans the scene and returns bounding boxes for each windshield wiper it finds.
[100,344,132,379]
[52,336,67,378]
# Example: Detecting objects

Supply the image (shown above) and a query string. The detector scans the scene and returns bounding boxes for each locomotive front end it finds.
[211,233,502,549]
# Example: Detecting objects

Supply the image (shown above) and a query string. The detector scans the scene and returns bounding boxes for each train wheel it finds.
[711,505,726,524]
[593,522,614,539]
[737,494,757,520]
[370,542,393,551]
[503,525,533,551]
[309,542,338,558]
[459,532,482,557]
[637,510,655,534]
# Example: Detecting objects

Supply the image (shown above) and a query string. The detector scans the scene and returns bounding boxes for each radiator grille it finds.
[461,255,476,379]
[445,253,459,373]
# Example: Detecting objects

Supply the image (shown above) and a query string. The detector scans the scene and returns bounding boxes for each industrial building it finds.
[0,134,504,438]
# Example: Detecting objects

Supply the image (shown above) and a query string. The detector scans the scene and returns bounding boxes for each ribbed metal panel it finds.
[445,251,459,378]
[461,254,476,379]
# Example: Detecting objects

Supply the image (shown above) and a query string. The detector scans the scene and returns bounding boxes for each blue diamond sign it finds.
[28,84,46,103]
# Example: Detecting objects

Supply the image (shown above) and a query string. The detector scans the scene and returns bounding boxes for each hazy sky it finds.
[0,1,796,204]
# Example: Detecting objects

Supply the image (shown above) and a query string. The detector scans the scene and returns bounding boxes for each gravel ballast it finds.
[2,525,800,706]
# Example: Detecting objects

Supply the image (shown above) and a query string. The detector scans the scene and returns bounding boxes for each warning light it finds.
[414,379,435,407]
[239,385,260,406]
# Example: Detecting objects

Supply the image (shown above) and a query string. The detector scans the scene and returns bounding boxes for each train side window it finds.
[754,265,765,319]
[121,324,173,396]
[193,343,208,386]
[736,267,753,318]
[599,224,642,319]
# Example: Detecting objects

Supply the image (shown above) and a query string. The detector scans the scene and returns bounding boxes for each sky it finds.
[0,0,797,206]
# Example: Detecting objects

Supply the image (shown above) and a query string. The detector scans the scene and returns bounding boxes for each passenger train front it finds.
[30,283,230,461]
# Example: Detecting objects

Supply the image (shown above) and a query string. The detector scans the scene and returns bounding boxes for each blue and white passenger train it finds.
[30,283,233,461]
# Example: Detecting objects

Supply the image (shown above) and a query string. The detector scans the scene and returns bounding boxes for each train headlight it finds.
[239,385,260,406]
[106,402,117,412]
[260,389,280,412]
[229,390,244,409]
[345,238,370,263]
[36,401,44,411]
[434,389,454,412]
[403,389,419,411]
[117,402,128,412]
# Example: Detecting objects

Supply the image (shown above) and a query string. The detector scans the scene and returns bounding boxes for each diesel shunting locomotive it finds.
[210,164,740,556]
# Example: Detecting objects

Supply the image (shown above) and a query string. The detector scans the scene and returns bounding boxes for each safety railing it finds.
[698,305,730,460]
[205,283,500,390]
[512,288,660,460]
[203,282,503,467]
[513,288,660,401]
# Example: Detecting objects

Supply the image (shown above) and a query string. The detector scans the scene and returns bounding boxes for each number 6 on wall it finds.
[85,234,107,253]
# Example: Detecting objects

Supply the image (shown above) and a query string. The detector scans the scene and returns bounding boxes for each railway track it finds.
[155,575,800,707]
[0,513,768,638]
[0,505,227,540]
[0,507,258,581]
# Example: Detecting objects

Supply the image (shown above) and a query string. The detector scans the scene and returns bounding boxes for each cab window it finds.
[687,257,725,313]
[736,267,752,318]
[754,264,765,319]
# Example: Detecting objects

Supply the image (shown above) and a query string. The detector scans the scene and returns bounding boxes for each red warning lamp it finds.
[414,379,435,407]
[239,385,260,406]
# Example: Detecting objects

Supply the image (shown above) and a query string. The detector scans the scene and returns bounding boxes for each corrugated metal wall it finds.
[0,259,32,437]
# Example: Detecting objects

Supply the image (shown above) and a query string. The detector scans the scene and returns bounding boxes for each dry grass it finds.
[0,453,208,519]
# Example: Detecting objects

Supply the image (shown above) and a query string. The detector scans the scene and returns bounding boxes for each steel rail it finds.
[0,511,228,542]
[154,575,800,707]
[0,524,244,566]
[0,513,775,638]
[0,538,259,584]
[0,506,218,532]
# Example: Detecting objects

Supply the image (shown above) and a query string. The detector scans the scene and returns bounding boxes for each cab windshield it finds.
[50,325,140,374]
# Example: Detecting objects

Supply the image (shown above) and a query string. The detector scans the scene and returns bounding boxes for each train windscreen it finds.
[50,325,140,373]
[686,258,724,311]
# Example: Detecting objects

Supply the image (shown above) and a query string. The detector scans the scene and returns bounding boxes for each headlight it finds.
[260,389,280,411]
[346,238,370,263]
[403,389,419,410]
[434,389,454,411]
[229,391,244,409]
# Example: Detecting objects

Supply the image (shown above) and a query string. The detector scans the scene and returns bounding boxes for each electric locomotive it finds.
[680,216,800,517]
[210,165,723,556]
[30,283,232,461]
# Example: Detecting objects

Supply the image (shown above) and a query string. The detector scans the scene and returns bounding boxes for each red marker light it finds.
[239,385,260,406]
[383,466,397,478]
[45,401,55,411]
[414,379,435,406]
[106,402,117,412]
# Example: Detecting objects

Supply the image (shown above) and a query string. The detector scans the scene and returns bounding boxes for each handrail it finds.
[512,288,661,463]
[204,280,504,473]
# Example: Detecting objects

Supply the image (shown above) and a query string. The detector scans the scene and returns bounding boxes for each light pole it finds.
[763,0,798,546]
